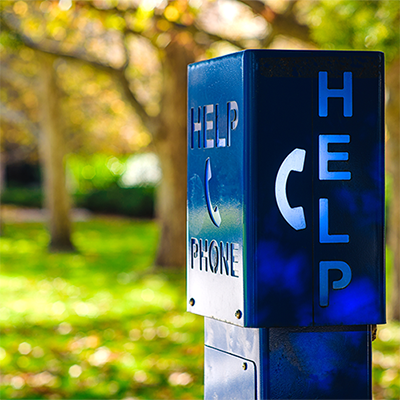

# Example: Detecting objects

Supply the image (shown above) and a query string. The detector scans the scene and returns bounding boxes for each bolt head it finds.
[235,310,242,319]
[242,362,247,370]
[189,298,195,306]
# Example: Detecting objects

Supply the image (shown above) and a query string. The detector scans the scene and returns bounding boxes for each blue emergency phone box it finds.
[187,50,385,328]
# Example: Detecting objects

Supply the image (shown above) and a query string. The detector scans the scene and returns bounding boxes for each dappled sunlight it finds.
[1,218,399,398]
[0,219,204,399]
[373,324,400,399]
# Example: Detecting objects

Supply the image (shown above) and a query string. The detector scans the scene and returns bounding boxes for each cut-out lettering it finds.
[319,261,352,307]
[319,71,353,117]
[319,134,351,181]
[275,148,306,230]
[205,158,221,228]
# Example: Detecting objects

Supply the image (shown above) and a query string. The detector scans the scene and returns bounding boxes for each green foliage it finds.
[373,323,400,399]
[75,186,155,218]
[373,246,400,400]
[306,0,400,62]
[0,219,204,399]
[0,29,24,51]
[67,154,126,193]
[1,186,155,218]
[0,187,43,208]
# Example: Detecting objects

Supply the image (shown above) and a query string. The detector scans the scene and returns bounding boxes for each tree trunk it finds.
[386,58,400,321]
[0,155,5,236]
[38,54,74,252]
[153,40,196,267]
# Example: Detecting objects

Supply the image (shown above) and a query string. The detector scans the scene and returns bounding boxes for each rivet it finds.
[189,298,195,306]
[242,362,248,370]
[235,310,242,319]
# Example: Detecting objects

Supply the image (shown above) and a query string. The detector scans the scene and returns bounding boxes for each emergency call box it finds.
[187,50,385,328]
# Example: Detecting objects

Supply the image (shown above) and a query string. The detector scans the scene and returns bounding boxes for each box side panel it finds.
[311,52,386,325]
[251,50,385,327]
[187,53,245,325]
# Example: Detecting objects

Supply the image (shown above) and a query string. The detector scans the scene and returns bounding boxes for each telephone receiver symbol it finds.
[275,148,307,230]
[205,158,222,228]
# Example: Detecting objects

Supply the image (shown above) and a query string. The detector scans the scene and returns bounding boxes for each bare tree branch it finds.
[113,67,158,132]
[83,0,245,50]
[239,0,268,16]
[1,12,158,134]
[85,0,313,52]
[239,0,314,45]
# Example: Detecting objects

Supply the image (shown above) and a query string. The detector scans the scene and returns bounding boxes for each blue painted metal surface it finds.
[187,50,385,328]
[205,318,372,400]
[187,53,246,325]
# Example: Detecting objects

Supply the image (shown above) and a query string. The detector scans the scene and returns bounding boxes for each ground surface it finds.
[0,207,398,399]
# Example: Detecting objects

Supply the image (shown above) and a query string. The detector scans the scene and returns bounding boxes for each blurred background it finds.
[0,0,399,399]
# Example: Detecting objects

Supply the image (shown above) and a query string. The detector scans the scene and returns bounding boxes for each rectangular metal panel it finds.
[187,53,245,325]
[205,318,263,400]
[204,346,256,400]
[268,325,372,399]
[251,51,385,327]
[204,317,261,361]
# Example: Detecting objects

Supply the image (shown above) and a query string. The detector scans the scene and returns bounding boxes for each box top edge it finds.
[187,49,385,69]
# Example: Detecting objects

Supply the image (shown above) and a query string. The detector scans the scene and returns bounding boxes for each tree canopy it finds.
[307,0,399,61]
[1,0,399,268]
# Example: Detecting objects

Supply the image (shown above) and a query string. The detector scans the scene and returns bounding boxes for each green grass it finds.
[373,323,400,400]
[0,218,204,399]
[372,244,400,400]
[0,217,399,399]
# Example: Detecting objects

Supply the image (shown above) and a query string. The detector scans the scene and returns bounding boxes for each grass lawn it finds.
[0,218,204,399]
[371,247,400,400]
[0,216,399,399]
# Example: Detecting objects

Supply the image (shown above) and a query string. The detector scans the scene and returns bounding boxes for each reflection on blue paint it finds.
[362,192,380,215]
[258,241,307,295]
[257,240,311,325]
[371,143,385,185]
[333,187,382,228]
[319,198,349,243]
[336,188,358,214]
[318,277,381,324]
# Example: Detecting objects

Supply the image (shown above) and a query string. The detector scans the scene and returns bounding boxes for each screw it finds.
[235,310,242,319]
[242,362,248,370]
[189,298,195,306]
